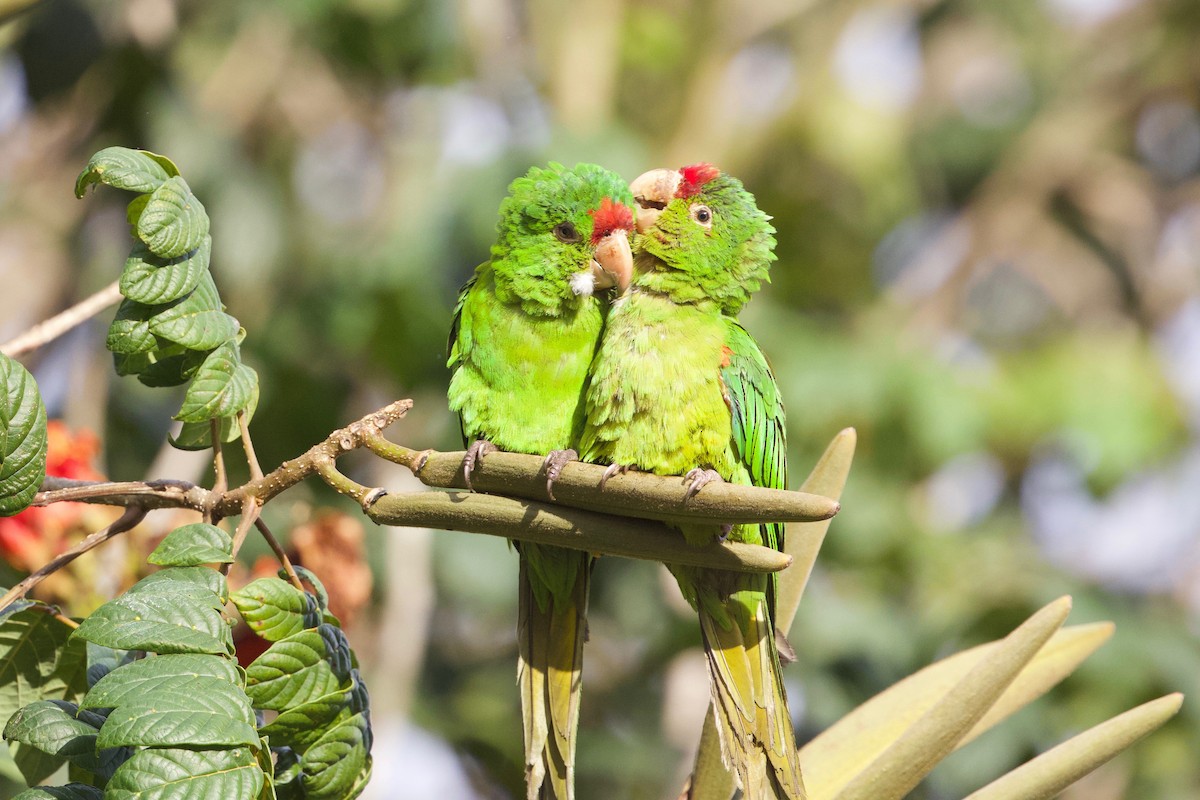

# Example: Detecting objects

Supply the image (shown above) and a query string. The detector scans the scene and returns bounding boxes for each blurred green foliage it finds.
[3,0,1199,797]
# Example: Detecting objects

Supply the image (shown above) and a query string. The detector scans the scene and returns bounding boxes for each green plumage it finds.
[448,162,633,800]
[581,170,805,799]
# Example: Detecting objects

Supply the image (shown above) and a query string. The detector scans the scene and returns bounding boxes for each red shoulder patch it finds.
[589,197,635,245]
[720,345,733,368]
[677,163,721,199]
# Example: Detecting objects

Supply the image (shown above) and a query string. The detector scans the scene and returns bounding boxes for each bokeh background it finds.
[1,0,1199,797]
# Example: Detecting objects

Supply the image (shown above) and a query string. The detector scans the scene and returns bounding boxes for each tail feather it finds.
[517,546,591,800]
[698,585,805,800]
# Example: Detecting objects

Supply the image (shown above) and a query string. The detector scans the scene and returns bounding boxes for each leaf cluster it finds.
[76,147,258,450]
[1,524,371,799]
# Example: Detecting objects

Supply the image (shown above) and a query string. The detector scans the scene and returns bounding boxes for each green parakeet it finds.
[580,163,805,799]
[447,162,635,800]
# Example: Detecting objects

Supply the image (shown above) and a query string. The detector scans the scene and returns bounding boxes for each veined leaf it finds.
[75,147,173,197]
[300,712,371,800]
[120,236,211,305]
[72,580,233,656]
[93,674,257,749]
[2,699,126,781]
[12,784,104,799]
[0,353,48,516]
[83,653,242,709]
[260,686,353,753]
[148,271,237,351]
[136,176,210,260]
[175,340,258,423]
[106,299,161,355]
[245,625,352,712]
[134,566,229,601]
[169,381,258,451]
[148,523,234,567]
[135,346,209,389]
[231,579,320,643]
[105,746,264,800]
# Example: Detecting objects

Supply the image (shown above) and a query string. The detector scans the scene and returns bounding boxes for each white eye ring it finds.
[690,204,713,228]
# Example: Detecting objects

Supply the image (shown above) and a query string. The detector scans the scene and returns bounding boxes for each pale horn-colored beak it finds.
[629,168,682,234]
[590,228,633,293]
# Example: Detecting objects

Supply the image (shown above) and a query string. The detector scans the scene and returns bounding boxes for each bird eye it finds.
[690,204,713,227]
[553,222,581,243]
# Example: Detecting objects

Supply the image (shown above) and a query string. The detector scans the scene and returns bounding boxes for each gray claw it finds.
[599,462,629,489]
[542,448,578,501]
[684,467,723,499]
[462,439,498,490]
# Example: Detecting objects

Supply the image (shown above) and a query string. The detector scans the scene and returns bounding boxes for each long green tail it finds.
[517,544,591,800]
[694,573,805,799]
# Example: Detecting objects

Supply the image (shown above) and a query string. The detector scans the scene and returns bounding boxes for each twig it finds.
[255,517,304,592]
[239,411,263,481]
[368,492,793,573]
[0,280,123,358]
[209,420,227,524]
[0,507,147,612]
[225,496,261,569]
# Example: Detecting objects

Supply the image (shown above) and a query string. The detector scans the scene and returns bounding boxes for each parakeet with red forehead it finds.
[580,164,805,799]
[448,162,635,800]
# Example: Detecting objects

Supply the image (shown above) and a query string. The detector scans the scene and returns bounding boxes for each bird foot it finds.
[684,467,724,499]
[462,439,498,489]
[599,462,629,489]
[541,448,578,501]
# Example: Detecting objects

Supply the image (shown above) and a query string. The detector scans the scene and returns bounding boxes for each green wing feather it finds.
[720,317,787,607]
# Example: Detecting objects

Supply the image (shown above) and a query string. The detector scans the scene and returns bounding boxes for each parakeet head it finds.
[628,163,775,315]
[490,163,635,315]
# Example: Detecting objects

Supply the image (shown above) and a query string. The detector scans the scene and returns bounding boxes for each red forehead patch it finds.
[677,163,721,198]
[589,197,635,245]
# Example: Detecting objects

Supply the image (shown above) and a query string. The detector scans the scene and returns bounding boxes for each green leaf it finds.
[148,271,238,351]
[231,579,320,643]
[72,580,233,656]
[12,783,104,799]
[134,347,209,389]
[75,147,172,197]
[106,299,161,355]
[148,523,234,567]
[175,340,258,423]
[106,747,264,800]
[93,674,257,749]
[169,382,259,450]
[119,236,211,305]
[260,687,352,752]
[0,606,89,739]
[2,699,126,781]
[300,713,371,800]
[244,625,352,712]
[0,353,48,516]
[136,176,210,259]
[291,566,329,613]
[134,566,229,602]
[83,653,242,709]
[126,194,149,229]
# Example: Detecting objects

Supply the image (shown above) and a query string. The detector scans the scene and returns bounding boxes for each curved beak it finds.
[629,168,682,234]
[590,228,633,293]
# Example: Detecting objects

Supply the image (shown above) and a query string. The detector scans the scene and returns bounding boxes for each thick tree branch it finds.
[361,432,840,525]
[28,399,837,575]
[368,492,792,573]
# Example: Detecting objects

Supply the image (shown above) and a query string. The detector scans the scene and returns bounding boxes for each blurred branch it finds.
[0,0,46,27]
[0,280,122,358]
[0,507,146,611]
[31,400,831,575]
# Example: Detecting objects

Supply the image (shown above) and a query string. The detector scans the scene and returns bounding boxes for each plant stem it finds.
[0,507,147,612]
[255,517,304,592]
[0,280,123,358]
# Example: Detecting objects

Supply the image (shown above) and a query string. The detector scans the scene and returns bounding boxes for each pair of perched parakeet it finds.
[447,161,804,800]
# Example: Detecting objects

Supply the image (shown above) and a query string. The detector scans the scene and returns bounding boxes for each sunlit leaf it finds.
[105,746,264,799]
[0,353,48,516]
[300,712,371,800]
[244,625,352,712]
[148,523,234,567]
[231,579,320,643]
[75,147,172,197]
[120,237,211,305]
[148,271,237,351]
[175,340,258,423]
[136,176,210,259]
[72,578,232,656]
